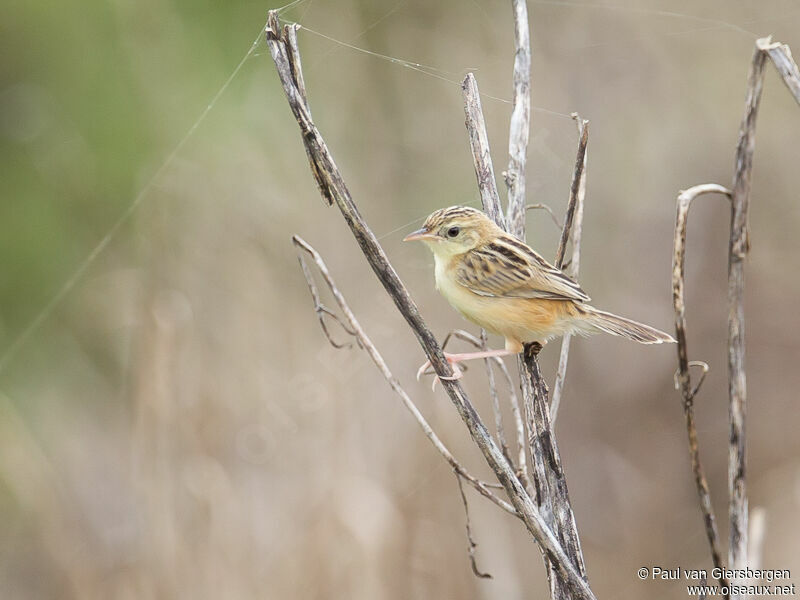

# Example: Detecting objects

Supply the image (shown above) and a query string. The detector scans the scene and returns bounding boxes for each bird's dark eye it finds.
[446,226,460,238]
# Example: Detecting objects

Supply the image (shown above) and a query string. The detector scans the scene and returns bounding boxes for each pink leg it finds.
[416,348,517,386]
[445,348,517,363]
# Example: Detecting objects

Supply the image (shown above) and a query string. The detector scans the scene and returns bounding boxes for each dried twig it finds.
[672,183,732,594]
[294,236,516,514]
[554,121,589,270]
[521,345,587,598]
[296,251,359,349]
[462,74,506,231]
[759,37,800,104]
[551,114,589,421]
[725,37,800,592]
[525,203,563,230]
[455,472,493,579]
[481,328,511,464]
[727,41,769,583]
[504,0,531,239]
[267,16,597,600]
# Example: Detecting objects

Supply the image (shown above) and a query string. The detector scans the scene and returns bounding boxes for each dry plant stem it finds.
[672,183,732,595]
[505,0,531,239]
[551,115,588,421]
[481,329,511,463]
[266,16,597,600]
[294,236,516,515]
[455,472,492,579]
[724,36,800,590]
[526,203,563,230]
[758,37,800,104]
[522,347,588,594]
[727,41,769,583]
[296,250,359,349]
[554,121,589,269]
[462,74,506,231]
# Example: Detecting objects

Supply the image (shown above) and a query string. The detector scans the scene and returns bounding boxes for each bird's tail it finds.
[579,306,676,344]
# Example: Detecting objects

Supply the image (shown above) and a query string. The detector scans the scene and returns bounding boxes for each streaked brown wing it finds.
[455,238,590,302]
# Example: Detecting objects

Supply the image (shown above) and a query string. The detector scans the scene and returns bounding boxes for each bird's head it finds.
[403,206,497,258]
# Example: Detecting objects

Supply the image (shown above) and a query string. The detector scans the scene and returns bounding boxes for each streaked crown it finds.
[423,206,490,231]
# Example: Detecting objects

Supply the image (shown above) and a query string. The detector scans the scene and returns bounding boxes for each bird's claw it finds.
[416,355,464,391]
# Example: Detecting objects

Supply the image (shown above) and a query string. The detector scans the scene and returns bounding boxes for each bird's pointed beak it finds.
[403,227,436,242]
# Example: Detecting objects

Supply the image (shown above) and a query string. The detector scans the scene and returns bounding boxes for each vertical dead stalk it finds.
[726,41,768,584]
[522,346,587,598]
[554,123,589,270]
[551,115,589,421]
[462,73,506,230]
[672,184,732,596]
[505,0,531,240]
[456,472,493,579]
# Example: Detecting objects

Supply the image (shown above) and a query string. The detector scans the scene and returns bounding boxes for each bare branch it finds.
[266,17,597,599]
[525,203,563,230]
[554,121,589,270]
[461,73,506,230]
[727,41,770,584]
[672,183,732,595]
[294,236,517,515]
[759,37,800,105]
[482,328,510,465]
[551,114,589,422]
[505,0,532,239]
[296,251,358,348]
[521,345,587,598]
[456,472,493,579]
[686,360,710,400]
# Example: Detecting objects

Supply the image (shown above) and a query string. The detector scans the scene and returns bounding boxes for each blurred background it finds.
[1,0,799,598]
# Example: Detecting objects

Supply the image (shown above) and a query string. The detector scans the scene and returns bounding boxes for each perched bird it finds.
[403,206,675,381]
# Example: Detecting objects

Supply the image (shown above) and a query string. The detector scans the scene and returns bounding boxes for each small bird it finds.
[403,206,675,381]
